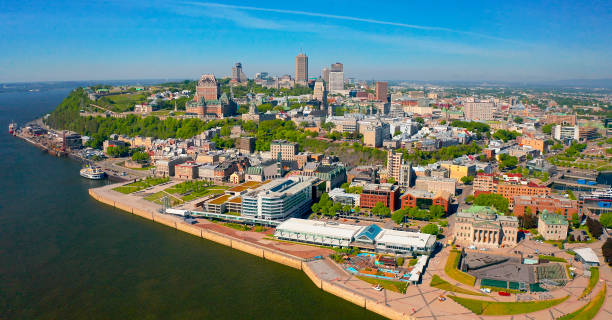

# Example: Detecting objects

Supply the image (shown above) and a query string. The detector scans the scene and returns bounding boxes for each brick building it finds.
[175,161,200,180]
[400,190,451,213]
[360,183,400,210]
[474,173,551,207]
[512,195,579,218]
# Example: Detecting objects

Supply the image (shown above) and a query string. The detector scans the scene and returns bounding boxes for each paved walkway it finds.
[92,182,610,319]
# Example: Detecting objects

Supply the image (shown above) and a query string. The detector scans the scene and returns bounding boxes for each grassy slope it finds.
[430,275,486,296]
[445,250,476,286]
[449,295,569,316]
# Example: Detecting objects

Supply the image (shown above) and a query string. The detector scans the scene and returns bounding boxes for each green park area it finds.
[429,275,486,296]
[448,295,569,316]
[445,250,476,286]
[163,181,230,202]
[559,285,606,320]
[579,267,599,299]
[356,276,408,294]
[144,191,183,206]
[112,177,169,194]
[97,92,148,112]
[538,255,567,263]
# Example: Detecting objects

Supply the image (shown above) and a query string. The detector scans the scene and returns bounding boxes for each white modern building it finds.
[274,218,437,255]
[328,188,360,207]
[275,218,364,247]
[242,176,316,220]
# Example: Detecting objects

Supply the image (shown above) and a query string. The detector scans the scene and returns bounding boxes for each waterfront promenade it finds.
[89,182,611,320]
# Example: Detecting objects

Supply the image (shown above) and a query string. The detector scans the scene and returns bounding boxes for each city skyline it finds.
[1,0,611,82]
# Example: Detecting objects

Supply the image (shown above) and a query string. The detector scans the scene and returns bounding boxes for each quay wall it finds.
[89,187,411,320]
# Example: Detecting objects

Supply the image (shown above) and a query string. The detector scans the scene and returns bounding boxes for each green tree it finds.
[429,205,445,218]
[542,124,554,134]
[600,212,612,228]
[498,153,518,170]
[473,193,509,214]
[131,151,150,163]
[106,145,130,157]
[421,223,439,235]
[460,175,474,185]
[372,202,391,217]
[571,213,582,228]
[465,195,475,204]
[392,210,406,225]
[513,116,523,124]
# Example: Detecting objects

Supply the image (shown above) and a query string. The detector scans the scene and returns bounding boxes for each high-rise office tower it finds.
[313,79,327,111]
[328,62,344,93]
[331,62,343,72]
[376,81,388,101]
[321,67,330,83]
[329,71,344,93]
[295,53,308,85]
[232,62,246,83]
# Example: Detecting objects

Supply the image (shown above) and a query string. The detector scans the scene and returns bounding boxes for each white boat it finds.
[80,166,106,180]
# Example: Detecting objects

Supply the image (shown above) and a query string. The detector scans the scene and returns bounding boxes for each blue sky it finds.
[1,0,611,82]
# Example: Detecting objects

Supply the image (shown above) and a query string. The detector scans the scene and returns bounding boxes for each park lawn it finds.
[144,191,183,206]
[112,177,169,194]
[356,276,408,294]
[430,275,486,296]
[579,267,599,299]
[448,295,569,316]
[164,181,229,201]
[408,259,418,266]
[559,284,606,320]
[97,93,148,112]
[538,255,567,263]
[222,222,251,231]
[445,250,476,286]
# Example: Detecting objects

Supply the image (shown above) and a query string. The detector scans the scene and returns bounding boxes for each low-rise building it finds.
[474,173,551,207]
[360,183,400,210]
[537,211,569,241]
[400,189,451,213]
[155,156,190,177]
[328,188,360,207]
[414,176,456,195]
[517,136,548,154]
[440,162,476,180]
[274,218,437,255]
[513,195,579,218]
[453,206,519,248]
[175,161,200,180]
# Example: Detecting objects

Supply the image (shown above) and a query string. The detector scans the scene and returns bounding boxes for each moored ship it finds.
[80,165,106,180]
[9,122,17,135]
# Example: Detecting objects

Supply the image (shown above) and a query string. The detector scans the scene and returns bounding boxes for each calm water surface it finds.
[0,86,384,319]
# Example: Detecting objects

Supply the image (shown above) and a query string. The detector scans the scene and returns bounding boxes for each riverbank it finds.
[88,183,414,320]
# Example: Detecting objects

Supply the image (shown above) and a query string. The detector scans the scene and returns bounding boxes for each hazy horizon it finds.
[2,0,611,83]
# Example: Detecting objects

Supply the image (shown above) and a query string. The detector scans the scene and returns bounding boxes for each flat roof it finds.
[573,247,599,264]
[227,181,263,192]
[208,194,231,205]
[276,218,365,240]
[375,229,436,248]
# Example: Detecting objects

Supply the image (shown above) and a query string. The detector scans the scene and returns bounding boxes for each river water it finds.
[0,86,383,319]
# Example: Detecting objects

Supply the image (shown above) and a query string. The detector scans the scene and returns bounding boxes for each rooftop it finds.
[276,218,365,240]
[539,211,568,225]
[375,229,437,248]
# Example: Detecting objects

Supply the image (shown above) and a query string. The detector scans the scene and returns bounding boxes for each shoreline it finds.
[88,185,413,320]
